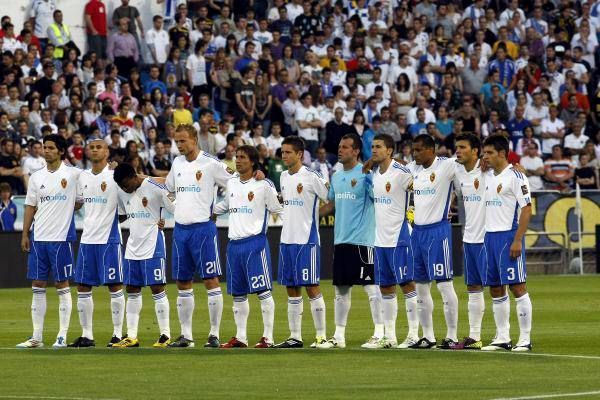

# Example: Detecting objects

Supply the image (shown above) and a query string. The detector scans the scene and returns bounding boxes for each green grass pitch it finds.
[0,275,599,400]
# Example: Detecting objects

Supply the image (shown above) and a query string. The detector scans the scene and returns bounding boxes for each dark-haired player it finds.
[111,163,175,348]
[18,135,81,348]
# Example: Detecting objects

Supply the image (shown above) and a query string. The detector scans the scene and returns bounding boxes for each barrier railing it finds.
[524,231,568,274]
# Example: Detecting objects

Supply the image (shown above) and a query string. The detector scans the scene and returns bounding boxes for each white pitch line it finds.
[0,396,120,400]
[467,351,600,361]
[490,390,600,400]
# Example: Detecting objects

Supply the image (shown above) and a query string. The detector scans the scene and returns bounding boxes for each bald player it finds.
[69,139,126,348]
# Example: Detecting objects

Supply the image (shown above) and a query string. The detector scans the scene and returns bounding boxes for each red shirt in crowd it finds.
[85,0,108,37]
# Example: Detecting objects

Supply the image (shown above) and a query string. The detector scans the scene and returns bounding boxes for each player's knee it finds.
[489,285,505,298]
[108,284,123,292]
[32,280,47,289]
[400,281,416,292]
[509,283,527,298]
[55,280,70,289]
[77,284,92,292]
[203,277,220,290]
[126,285,141,294]
[176,280,193,290]
[467,284,483,292]
[306,285,321,298]
[150,285,166,295]
[380,285,395,295]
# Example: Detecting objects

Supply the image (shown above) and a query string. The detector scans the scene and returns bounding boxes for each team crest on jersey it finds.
[429,172,435,183]
[142,197,148,207]
[474,178,480,190]
[248,191,254,201]
[497,183,503,194]
[297,183,303,193]
[351,178,357,187]
[61,178,67,189]
[385,181,391,192]
[101,181,107,192]
[195,170,202,181]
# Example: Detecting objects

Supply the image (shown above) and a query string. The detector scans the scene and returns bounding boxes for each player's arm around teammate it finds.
[18,135,79,349]
[273,136,328,349]
[213,146,283,348]
[111,163,174,348]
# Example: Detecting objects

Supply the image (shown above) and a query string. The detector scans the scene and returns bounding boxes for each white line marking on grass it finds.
[0,396,120,400]
[469,351,600,361]
[490,390,600,400]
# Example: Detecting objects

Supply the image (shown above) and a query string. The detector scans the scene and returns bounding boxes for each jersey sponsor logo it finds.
[101,181,107,192]
[61,178,68,189]
[374,196,392,204]
[40,193,68,203]
[283,198,304,206]
[430,172,436,182]
[127,210,152,219]
[336,192,356,200]
[486,198,503,207]
[297,183,303,193]
[414,187,436,196]
[351,178,357,187]
[248,191,254,201]
[83,196,108,204]
[497,183,503,193]
[385,181,391,192]
[196,170,202,181]
[142,197,148,207]
[474,178,480,190]
[229,206,253,214]
[462,194,482,202]
[177,185,201,193]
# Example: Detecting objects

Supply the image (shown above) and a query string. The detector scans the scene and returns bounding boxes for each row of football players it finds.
[16,127,532,351]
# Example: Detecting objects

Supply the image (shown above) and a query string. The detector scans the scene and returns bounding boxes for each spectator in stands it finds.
[575,153,598,190]
[107,18,138,79]
[564,121,590,164]
[0,138,23,194]
[84,0,107,59]
[520,142,545,192]
[544,145,575,191]
[540,104,566,158]
[0,182,16,231]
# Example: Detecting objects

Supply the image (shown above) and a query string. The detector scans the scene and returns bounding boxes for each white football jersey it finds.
[280,166,329,245]
[484,165,532,233]
[408,157,457,226]
[77,165,122,244]
[372,161,413,247]
[453,160,486,244]
[25,162,81,241]
[166,152,234,225]
[214,177,283,240]
[119,178,175,260]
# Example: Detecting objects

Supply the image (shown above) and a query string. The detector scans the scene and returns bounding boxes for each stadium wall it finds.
[0,226,465,288]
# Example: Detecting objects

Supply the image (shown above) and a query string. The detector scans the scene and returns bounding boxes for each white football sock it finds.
[57,287,72,340]
[77,291,94,339]
[492,295,511,343]
[333,286,351,341]
[468,290,485,341]
[177,289,194,340]
[152,291,170,338]
[232,296,249,344]
[364,284,384,338]
[415,282,435,342]
[381,293,397,342]
[309,293,326,338]
[126,292,142,339]
[437,280,459,342]
[515,293,532,345]
[258,291,275,343]
[207,287,223,339]
[31,287,47,342]
[404,290,419,338]
[110,289,125,338]
[288,296,303,341]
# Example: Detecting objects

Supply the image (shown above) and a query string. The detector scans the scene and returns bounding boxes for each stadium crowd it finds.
[0,0,600,201]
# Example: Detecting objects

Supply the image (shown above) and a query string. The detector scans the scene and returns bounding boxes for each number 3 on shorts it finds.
[507,267,515,281]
